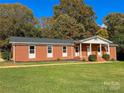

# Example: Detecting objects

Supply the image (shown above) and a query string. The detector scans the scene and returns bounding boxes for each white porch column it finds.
[107,44,110,54]
[90,43,92,55]
[100,44,102,57]
[80,43,82,59]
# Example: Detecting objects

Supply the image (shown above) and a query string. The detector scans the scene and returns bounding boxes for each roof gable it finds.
[79,36,113,44]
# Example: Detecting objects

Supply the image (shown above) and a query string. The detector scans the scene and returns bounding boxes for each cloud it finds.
[100,24,107,28]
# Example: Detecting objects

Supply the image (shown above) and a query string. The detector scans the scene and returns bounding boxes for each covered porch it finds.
[74,36,113,61]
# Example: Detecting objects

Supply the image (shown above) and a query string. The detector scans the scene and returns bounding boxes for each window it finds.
[30,46,35,54]
[87,46,90,52]
[48,45,52,53]
[47,45,53,58]
[29,45,36,59]
[75,46,79,57]
[62,46,67,57]
[63,46,67,53]
[105,47,108,52]
[75,46,79,52]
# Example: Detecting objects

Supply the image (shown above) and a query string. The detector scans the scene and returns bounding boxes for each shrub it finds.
[110,58,116,61]
[82,59,86,62]
[1,50,10,60]
[88,55,97,62]
[102,54,110,61]
[57,58,61,61]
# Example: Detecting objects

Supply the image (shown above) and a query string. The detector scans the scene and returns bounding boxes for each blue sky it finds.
[0,0,124,25]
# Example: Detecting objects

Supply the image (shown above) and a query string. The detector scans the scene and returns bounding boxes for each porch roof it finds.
[79,36,113,44]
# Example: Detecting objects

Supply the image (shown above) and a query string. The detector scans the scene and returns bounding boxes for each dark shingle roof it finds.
[10,37,74,45]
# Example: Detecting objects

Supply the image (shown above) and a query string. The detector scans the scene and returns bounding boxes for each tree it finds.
[104,13,124,60]
[0,3,40,40]
[54,0,99,36]
[103,13,124,45]
[104,13,124,36]
[43,14,86,39]
[0,3,42,60]
[96,28,109,39]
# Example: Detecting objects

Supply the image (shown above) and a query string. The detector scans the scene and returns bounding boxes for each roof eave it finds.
[10,42,74,45]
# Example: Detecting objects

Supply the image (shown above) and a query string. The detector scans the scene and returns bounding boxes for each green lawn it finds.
[0,62,124,93]
[0,61,81,66]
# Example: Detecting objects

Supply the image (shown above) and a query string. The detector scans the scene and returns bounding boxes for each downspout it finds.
[13,44,16,63]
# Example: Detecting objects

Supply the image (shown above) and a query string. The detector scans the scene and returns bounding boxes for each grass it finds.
[0,62,124,93]
[0,61,84,66]
[0,61,121,66]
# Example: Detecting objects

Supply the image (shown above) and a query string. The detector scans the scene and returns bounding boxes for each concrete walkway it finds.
[0,62,114,69]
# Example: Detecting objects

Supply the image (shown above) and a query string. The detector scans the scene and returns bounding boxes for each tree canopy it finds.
[0,3,42,49]
[42,14,86,40]
[104,13,124,46]
[96,28,109,39]
[43,0,99,39]
[104,13,124,60]
[0,3,40,41]
[54,0,98,33]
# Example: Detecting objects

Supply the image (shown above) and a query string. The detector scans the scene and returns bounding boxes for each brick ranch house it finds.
[10,36,117,62]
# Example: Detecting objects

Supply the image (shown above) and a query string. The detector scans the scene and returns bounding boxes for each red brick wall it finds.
[12,44,117,62]
[13,44,74,62]
[110,46,117,60]
[14,45,29,62]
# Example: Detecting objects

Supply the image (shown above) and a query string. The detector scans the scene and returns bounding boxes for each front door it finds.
[97,46,101,57]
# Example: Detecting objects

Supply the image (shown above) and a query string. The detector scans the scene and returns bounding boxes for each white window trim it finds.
[105,45,110,55]
[47,45,53,58]
[105,47,108,53]
[87,46,91,57]
[62,46,67,57]
[29,45,36,59]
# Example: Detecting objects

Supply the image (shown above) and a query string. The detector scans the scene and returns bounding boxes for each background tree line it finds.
[0,0,124,60]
